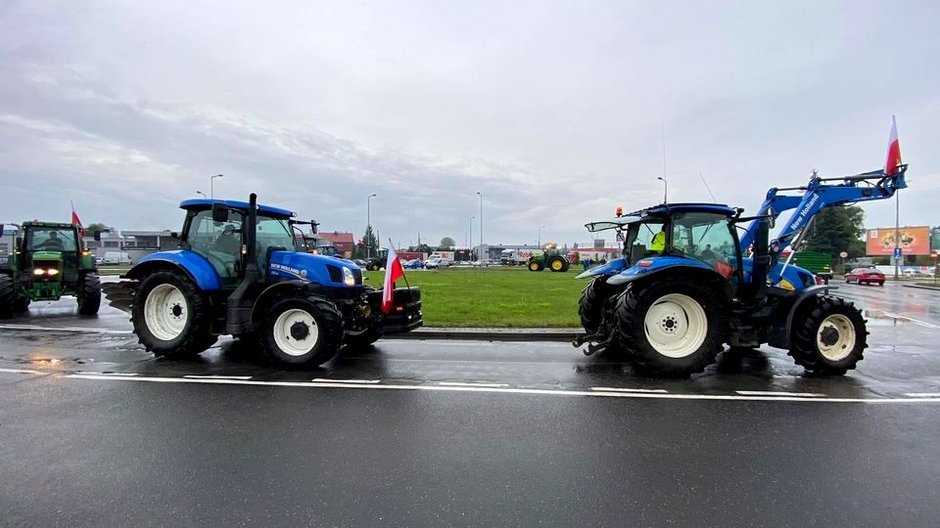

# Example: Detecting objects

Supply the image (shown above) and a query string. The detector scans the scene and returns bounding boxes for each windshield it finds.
[26,227,78,252]
[257,216,297,252]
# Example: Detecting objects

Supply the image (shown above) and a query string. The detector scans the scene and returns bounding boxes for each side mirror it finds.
[16,236,24,252]
[212,204,229,223]
[170,232,178,239]
[0,224,4,238]
[93,230,102,241]
[310,221,318,235]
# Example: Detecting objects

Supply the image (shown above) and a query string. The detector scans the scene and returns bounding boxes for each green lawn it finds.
[363,266,587,327]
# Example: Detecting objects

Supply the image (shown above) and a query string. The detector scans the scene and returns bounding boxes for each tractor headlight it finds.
[33,268,45,276]
[342,267,355,286]
[47,269,59,276]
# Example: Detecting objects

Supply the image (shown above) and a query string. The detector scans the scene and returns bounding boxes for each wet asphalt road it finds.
[1,282,939,526]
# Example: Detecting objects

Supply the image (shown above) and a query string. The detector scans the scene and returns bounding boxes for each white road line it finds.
[81,372,139,377]
[311,378,380,384]
[0,324,132,335]
[877,311,940,329]
[439,381,510,388]
[591,387,668,394]
[736,390,826,397]
[63,374,940,404]
[0,368,42,375]
[184,375,252,380]
[904,393,940,398]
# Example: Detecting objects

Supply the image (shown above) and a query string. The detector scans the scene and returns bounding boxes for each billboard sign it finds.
[866,226,931,256]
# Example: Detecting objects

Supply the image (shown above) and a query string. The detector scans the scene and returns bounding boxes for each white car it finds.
[425,257,445,269]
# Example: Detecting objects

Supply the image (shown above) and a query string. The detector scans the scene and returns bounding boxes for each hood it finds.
[268,251,362,286]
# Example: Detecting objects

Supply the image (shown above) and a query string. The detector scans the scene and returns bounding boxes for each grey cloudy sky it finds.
[2,1,938,247]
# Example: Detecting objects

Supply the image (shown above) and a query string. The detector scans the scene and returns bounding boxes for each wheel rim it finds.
[143,283,188,341]
[816,314,856,361]
[551,260,563,271]
[643,293,708,358]
[273,308,319,357]
[529,262,538,271]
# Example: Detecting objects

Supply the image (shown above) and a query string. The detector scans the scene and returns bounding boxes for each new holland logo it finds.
[270,263,308,281]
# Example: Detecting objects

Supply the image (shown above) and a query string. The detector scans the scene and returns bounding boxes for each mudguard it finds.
[606,256,719,286]
[133,251,222,291]
[575,257,628,279]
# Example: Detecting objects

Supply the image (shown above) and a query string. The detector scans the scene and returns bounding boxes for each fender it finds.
[606,256,720,286]
[575,257,628,279]
[786,284,832,336]
[129,251,222,291]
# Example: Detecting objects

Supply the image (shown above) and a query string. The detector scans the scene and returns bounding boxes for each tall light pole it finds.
[894,188,900,281]
[538,225,546,247]
[367,193,377,259]
[476,191,483,261]
[657,177,668,204]
[195,190,206,198]
[210,174,223,200]
[469,215,475,256]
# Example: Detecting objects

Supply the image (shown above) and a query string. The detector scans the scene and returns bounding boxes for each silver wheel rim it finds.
[643,293,708,358]
[273,308,319,357]
[816,314,856,361]
[143,283,188,341]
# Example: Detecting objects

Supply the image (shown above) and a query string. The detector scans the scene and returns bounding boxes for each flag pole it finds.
[389,237,412,290]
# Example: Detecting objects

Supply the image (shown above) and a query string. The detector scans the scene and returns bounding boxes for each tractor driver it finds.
[35,230,65,250]
[649,227,666,254]
[213,224,241,255]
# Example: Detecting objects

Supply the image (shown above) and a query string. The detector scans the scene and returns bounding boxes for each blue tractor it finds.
[106,194,422,367]
[574,163,908,376]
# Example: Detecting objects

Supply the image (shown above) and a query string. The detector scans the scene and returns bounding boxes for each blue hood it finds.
[268,251,360,286]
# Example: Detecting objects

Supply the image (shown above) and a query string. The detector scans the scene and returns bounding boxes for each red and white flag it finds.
[884,115,902,175]
[381,245,405,314]
[70,201,84,234]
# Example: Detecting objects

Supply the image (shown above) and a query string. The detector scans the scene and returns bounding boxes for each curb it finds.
[385,327,584,342]
[902,284,940,292]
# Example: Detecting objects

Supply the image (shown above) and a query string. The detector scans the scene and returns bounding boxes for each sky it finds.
[2,0,939,249]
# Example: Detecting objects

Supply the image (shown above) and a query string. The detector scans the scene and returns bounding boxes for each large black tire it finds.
[615,279,725,376]
[0,274,14,319]
[77,273,102,315]
[528,260,543,272]
[578,279,605,334]
[132,270,215,358]
[548,256,566,272]
[13,295,30,313]
[262,296,343,367]
[788,296,867,375]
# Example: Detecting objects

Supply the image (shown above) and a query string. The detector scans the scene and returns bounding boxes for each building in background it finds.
[318,231,354,257]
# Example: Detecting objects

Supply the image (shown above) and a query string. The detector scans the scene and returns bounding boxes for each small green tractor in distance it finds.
[527,243,571,272]
[0,221,101,318]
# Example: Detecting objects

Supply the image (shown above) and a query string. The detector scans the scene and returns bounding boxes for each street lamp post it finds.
[210,174,223,200]
[476,191,483,262]
[195,190,206,198]
[367,193,377,259]
[538,225,546,247]
[469,215,475,257]
[657,177,668,203]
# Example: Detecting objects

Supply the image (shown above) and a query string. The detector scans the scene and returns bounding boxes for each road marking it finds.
[311,378,380,384]
[78,372,139,377]
[591,387,668,394]
[0,368,42,375]
[876,311,940,329]
[904,393,940,398]
[184,375,252,380]
[439,381,510,388]
[736,390,826,397]
[0,324,132,335]
[64,374,940,404]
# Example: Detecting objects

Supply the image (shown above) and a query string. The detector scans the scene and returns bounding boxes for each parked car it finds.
[404,259,425,269]
[425,257,446,269]
[845,266,885,286]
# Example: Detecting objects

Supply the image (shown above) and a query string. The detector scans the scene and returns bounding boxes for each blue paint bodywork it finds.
[575,257,628,279]
[136,251,223,290]
[179,198,295,219]
[267,251,358,285]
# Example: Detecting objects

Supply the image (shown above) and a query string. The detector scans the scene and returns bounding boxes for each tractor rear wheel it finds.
[578,279,605,334]
[789,296,867,375]
[549,257,566,272]
[77,273,102,316]
[615,279,724,376]
[0,275,14,319]
[132,270,215,358]
[528,260,543,272]
[13,295,30,313]
[262,296,343,366]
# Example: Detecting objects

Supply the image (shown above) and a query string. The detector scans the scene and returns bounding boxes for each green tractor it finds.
[0,222,101,318]
[527,243,570,272]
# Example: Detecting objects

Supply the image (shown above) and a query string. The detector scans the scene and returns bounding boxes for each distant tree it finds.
[353,225,381,259]
[806,206,866,259]
[439,237,456,250]
[85,223,110,236]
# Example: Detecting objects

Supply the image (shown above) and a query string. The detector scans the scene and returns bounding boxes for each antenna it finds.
[699,172,717,202]
[661,117,667,182]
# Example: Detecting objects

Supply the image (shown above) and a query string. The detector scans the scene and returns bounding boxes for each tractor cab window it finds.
[624,219,666,263]
[256,215,296,267]
[186,209,245,284]
[26,227,78,252]
[671,212,738,278]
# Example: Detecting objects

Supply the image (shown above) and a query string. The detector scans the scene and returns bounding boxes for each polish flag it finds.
[70,201,83,234]
[884,115,902,175]
[381,245,405,314]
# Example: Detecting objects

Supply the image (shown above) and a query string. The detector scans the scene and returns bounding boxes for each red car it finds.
[845,266,885,286]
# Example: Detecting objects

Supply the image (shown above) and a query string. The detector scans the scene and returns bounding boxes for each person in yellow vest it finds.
[650,227,666,253]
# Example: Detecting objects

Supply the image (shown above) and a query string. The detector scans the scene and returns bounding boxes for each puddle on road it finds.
[864,309,916,327]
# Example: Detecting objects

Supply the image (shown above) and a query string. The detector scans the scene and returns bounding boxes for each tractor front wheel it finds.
[13,296,30,313]
[262,296,343,367]
[528,260,543,272]
[789,296,867,375]
[0,275,14,319]
[133,271,215,358]
[578,279,605,334]
[549,257,566,272]
[77,273,102,316]
[615,279,725,376]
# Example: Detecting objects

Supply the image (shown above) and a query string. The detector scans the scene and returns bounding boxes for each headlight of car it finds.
[343,266,355,286]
